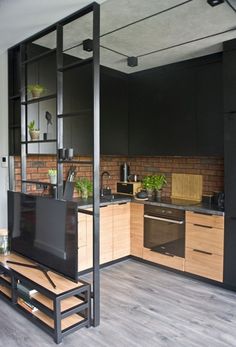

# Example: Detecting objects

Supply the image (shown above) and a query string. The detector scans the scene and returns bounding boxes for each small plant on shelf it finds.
[28,120,40,141]
[27,84,45,98]
[75,177,93,199]
[48,169,57,184]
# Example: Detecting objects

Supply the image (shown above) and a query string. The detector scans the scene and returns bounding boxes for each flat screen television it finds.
[8,191,78,282]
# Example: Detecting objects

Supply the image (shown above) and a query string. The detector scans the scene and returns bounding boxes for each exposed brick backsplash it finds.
[13,155,224,198]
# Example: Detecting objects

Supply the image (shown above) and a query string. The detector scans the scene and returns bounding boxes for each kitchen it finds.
[4,0,236,345]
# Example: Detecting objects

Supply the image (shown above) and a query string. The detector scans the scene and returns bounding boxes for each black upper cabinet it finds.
[129,66,196,156]
[223,40,236,113]
[195,61,223,156]
[128,54,223,156]
[63,64,129,156]
[100,67,128,155]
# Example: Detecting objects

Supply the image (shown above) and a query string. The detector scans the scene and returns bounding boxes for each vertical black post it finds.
[20,44,27,193]
[53,297,62,343]
[56,24,64,199]
[92,2,100,327]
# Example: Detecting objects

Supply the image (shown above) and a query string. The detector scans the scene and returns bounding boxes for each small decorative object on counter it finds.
[58,148,66,160]
[65,148,74,160]
[28,120,40,141]
[0,229,9,255]
[27,84,45,98]
[75,177,93,199]
[48,169,57,185]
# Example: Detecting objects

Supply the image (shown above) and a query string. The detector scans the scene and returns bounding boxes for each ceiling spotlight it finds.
[207,0,224,6]
[83,39,93,52]
[127,56,138,67]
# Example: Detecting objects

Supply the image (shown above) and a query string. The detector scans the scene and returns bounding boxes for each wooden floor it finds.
[1,259,236,346]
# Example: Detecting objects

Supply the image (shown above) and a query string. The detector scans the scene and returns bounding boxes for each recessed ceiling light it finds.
[207,0,224,6]
[127,56,138,67]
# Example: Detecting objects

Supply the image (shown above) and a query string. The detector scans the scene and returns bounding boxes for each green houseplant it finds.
[28,120,40,140]
[152,174,167,199]
[48,169,57,184]
[142,175,155,198]
[75,178,93,199]
[27,84,45,98]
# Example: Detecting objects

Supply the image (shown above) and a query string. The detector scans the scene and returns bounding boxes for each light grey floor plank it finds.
[1,259,236,347]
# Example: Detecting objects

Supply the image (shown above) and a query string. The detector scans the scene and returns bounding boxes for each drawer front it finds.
[186,223,224,256]
[186,211,224,229]
[185,248,223,282]
[143,247,184,271]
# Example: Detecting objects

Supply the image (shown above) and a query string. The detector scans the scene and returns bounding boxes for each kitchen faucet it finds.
[100,171,111,197]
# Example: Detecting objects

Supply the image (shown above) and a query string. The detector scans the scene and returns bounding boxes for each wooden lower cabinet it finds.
[185,211,224,282]
[78,211,93,272]
[113,203,130,260]
[78,203,130,271]
[130,203,144,258]
[143,247,184,271]
[185,248,223,282]
[100,205,113,264]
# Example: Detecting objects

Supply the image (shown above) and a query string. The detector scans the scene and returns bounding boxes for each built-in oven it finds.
[144,205,185,258]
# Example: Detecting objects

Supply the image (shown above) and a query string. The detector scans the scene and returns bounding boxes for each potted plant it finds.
[75,178,93,199]
[27,84,45,98]
[152,174,167,199]
[28,120,40,140]
[142,175,154,198]
[48,169,57,184]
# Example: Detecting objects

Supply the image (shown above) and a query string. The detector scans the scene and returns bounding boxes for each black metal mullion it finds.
[20,44,27,193]
[92,2,100,327]
[56,24,64,200]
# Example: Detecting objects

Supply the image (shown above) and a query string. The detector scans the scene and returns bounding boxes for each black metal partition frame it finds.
[8,2,100,327]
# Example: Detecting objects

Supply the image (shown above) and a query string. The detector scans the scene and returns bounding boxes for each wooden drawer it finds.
[143,247,184,271]
[186,211,224,229]
[186,222,224,256]
[185,248,223,282]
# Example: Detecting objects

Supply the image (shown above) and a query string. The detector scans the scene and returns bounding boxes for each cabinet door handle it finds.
[193,249,212,256]
[193,223,213,229]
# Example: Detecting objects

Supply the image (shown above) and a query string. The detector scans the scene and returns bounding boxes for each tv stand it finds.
[0,253,91,344]
[6,261,57,289]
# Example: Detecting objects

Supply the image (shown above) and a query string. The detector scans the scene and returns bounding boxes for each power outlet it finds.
[1,156,8,168]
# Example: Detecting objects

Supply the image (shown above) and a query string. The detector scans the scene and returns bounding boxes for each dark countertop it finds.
[132,197,224,216]
[73,194,132,210]
[73,194,224,216]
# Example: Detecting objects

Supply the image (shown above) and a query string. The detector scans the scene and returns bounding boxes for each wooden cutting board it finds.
[171,173,203,202]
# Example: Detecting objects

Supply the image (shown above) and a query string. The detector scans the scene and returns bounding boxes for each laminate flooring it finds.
[1,259,236,347]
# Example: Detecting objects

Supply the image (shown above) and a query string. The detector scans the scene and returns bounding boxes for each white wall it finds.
[0,51,9,228]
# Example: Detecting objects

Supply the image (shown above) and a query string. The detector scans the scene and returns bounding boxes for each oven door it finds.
[144,214,185,258]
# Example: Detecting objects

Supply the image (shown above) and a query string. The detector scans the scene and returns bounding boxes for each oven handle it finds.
[144,214,184,225]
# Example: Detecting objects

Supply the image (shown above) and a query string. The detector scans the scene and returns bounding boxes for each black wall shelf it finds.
[58,57,93,72]
[22,48,57,65]
[21,94,57,105]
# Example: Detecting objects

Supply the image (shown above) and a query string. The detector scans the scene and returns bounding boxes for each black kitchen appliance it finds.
[120,163,130,182]
[213,191,225,209]
[144,205,185,258]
